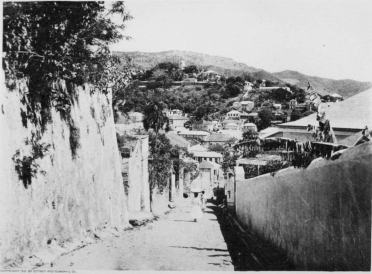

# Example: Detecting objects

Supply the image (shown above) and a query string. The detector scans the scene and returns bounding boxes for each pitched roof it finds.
[279,88,372,130]
[179,131,210,136]
[337,131,363,147]
[221,119,243,124]
[169,115,189,120]
[203,134,233,142]
[190,144,207,152]
[192,151,223,158]
[166,132,190,147]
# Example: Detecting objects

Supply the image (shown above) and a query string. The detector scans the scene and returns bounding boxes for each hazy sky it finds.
[110,0,372,82]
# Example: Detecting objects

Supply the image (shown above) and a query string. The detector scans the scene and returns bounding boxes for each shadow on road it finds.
[209,202,296,271]
[173,220,195,222]
[170,246,228,252]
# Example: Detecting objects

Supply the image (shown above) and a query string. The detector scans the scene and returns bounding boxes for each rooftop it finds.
[199,160,221,169]
[279,88,372,130]
[169,114,189,120]
[221,119,243,124]
[166,132,190,147]
[192,151,223,158]
[241,101,254,104]
[190,144,207,152]
[203,134,234,142]
[179,131,210,136]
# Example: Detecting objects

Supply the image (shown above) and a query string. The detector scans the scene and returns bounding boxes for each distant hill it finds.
[247,70,284,84]
[273,70,372,98]
[113,50,372,98]
[113,50,259,76]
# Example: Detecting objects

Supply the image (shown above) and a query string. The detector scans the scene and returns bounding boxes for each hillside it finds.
[113,50,259,76]
[113,50,372,98]
[273,70,372,98]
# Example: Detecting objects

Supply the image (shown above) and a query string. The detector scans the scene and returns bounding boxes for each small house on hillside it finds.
[178,130,210,141]
[202,133,234,148]
[193,120,213,132]
[192,151,223,164]
[242,123,258,133]
[168,114,189,130]
[226,110,241,119]
[241,101,254,111]
[199,160,222,189]
[289,99,298,110]
[225,123,239,130]
[221,119,243,130]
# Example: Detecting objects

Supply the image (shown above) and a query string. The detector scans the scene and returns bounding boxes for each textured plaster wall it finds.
[235,142,372,270]
[0,78,129,267]
[126,136,150,212]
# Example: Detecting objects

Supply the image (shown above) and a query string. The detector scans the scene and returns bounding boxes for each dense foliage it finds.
[4,1,132,187]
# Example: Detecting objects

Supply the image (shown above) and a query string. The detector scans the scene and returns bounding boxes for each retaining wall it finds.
[0,77,129,268]
[235,142,372,270]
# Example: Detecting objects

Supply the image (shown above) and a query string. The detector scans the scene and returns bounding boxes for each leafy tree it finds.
[3,1,132,175]
[208,143,225,152]
[183,65,199,74]
[143,99,170,134]
[290,111,303,122]
[271,88,293,103]
[242,129,256,141]
[221,146,241,178]
[257,109,275,131]
[154,62,179,72]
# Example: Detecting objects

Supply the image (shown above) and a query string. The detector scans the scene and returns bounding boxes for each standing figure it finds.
[201,190,207,213]
[190,192,203,222]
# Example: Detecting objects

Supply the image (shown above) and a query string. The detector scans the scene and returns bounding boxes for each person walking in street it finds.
[201,190,207,213]
[190,192,203,222]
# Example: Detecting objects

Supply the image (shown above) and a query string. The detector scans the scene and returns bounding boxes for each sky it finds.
[109,0,372,82]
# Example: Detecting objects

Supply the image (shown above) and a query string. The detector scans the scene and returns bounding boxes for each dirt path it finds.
[39,198,233,271]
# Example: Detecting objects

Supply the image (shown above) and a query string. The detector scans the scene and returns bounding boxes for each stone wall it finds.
[120,135,150,212]
[235,142,371,270]
[0,77,129,268]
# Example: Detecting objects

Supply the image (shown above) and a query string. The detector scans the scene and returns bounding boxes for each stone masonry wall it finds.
[235,142,371,270]
[0,76,129,268]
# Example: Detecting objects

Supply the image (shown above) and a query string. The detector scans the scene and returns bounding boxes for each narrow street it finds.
[39,198,234,271]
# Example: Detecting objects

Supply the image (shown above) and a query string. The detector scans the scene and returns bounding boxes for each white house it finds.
[128,112,144,122]
[242,123,258,133]
[241,101,254,111]
[168,115,189,130]
[226,110,241,119]
[225,122,239,130]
